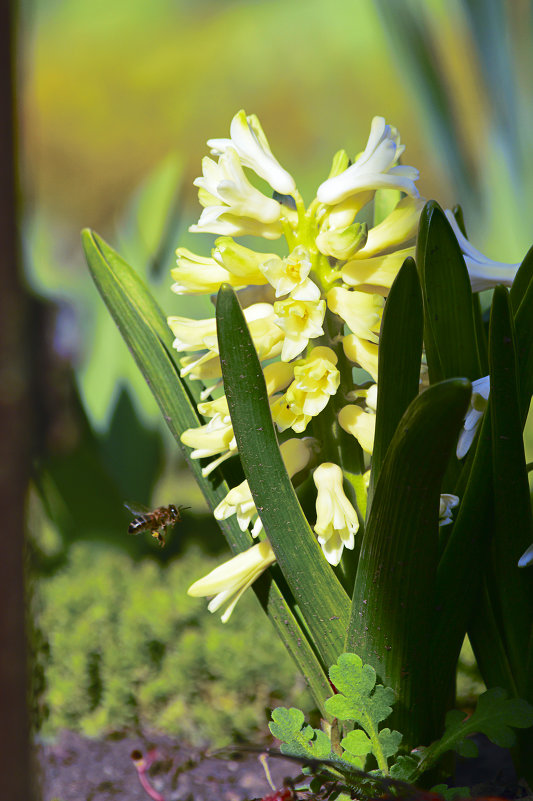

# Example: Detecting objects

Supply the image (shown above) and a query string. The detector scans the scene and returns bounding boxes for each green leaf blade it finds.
[488,286,533,695]
[216,284,350,668]
[347,378,472,747]
[370,256,423,502]
[416,201,482,384]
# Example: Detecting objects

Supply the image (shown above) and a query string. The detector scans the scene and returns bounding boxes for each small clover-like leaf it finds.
[269,706,305,741]
[368,685,396,726]
[341,729,373,760]
[378,729,403,759]
[389,754,420,781]
[326,653,394,727]
[329,653,377,708]
[269,706,332,760]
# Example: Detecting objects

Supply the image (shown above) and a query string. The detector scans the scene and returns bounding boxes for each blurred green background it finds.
[24,0,533,745]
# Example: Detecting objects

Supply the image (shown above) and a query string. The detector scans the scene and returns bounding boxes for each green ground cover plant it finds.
[34,543,312,745]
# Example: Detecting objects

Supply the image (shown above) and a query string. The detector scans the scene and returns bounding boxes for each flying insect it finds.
[124,501,188,546]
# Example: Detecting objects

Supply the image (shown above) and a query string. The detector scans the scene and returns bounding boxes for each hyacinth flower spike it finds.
[170,109,424,476]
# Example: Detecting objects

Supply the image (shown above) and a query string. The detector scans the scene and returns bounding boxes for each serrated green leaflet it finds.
[215,284,350,668]
[82,230,333,713]
[325,653,401,773]
[369,257,423,504]
[347,378,471,746]
[269,707,332,760]
[416,201,481,385]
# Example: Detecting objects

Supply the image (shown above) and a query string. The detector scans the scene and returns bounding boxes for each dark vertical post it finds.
[0,0,35,797]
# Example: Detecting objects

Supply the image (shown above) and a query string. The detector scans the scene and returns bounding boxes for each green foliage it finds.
[421,688,533,764]
[325,654,401,772]
[272,654,401,775]
[269,707,332,760]
[271,654,533,787]
[35,544,312,745]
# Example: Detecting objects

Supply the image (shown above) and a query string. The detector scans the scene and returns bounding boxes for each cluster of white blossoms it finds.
[169,110,523,618]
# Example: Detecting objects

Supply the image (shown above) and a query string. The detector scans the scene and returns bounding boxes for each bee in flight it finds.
[124,502,188,546]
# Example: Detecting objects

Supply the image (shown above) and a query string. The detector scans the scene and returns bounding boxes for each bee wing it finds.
[124,501,151,515]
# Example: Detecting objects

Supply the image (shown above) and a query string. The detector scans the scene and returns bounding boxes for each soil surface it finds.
[35,730,301,801]
[35,730,533,801]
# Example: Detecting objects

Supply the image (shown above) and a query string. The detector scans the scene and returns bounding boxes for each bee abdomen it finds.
[128,517,146,534]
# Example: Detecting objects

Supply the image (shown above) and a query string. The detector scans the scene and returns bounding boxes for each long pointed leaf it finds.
[509,244,533,315]
[369,257,423,503]
[513,255,533,421]
[487,287,533,695]
[216,284,350,668]
[347,378,471,747]
[416,201,482,384]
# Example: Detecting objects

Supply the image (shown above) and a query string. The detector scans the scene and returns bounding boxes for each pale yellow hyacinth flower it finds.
[214,437,315,535]
[190,205,283,240]
[171,249,236,295]
[353,196,424,259]
[260,245,320,301]
[341,247,415,294]
[171,237,276,295]
[194,148,282,225]
[313,462,359,566]
[317,116,419,205]
[207,109,296,196]
[343,334,379,382]
[320,190,374,231]
[271,344,340,434]
[212,237,275,283]
[338,404,376,455]
[190,149,283,240]
[181,413,237,477]
[188,539,276,623]
[270,388,311,434]
[326,288,384,343]
[274,297,326,362]
[291,347,340,411]
[178,352,223,382]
